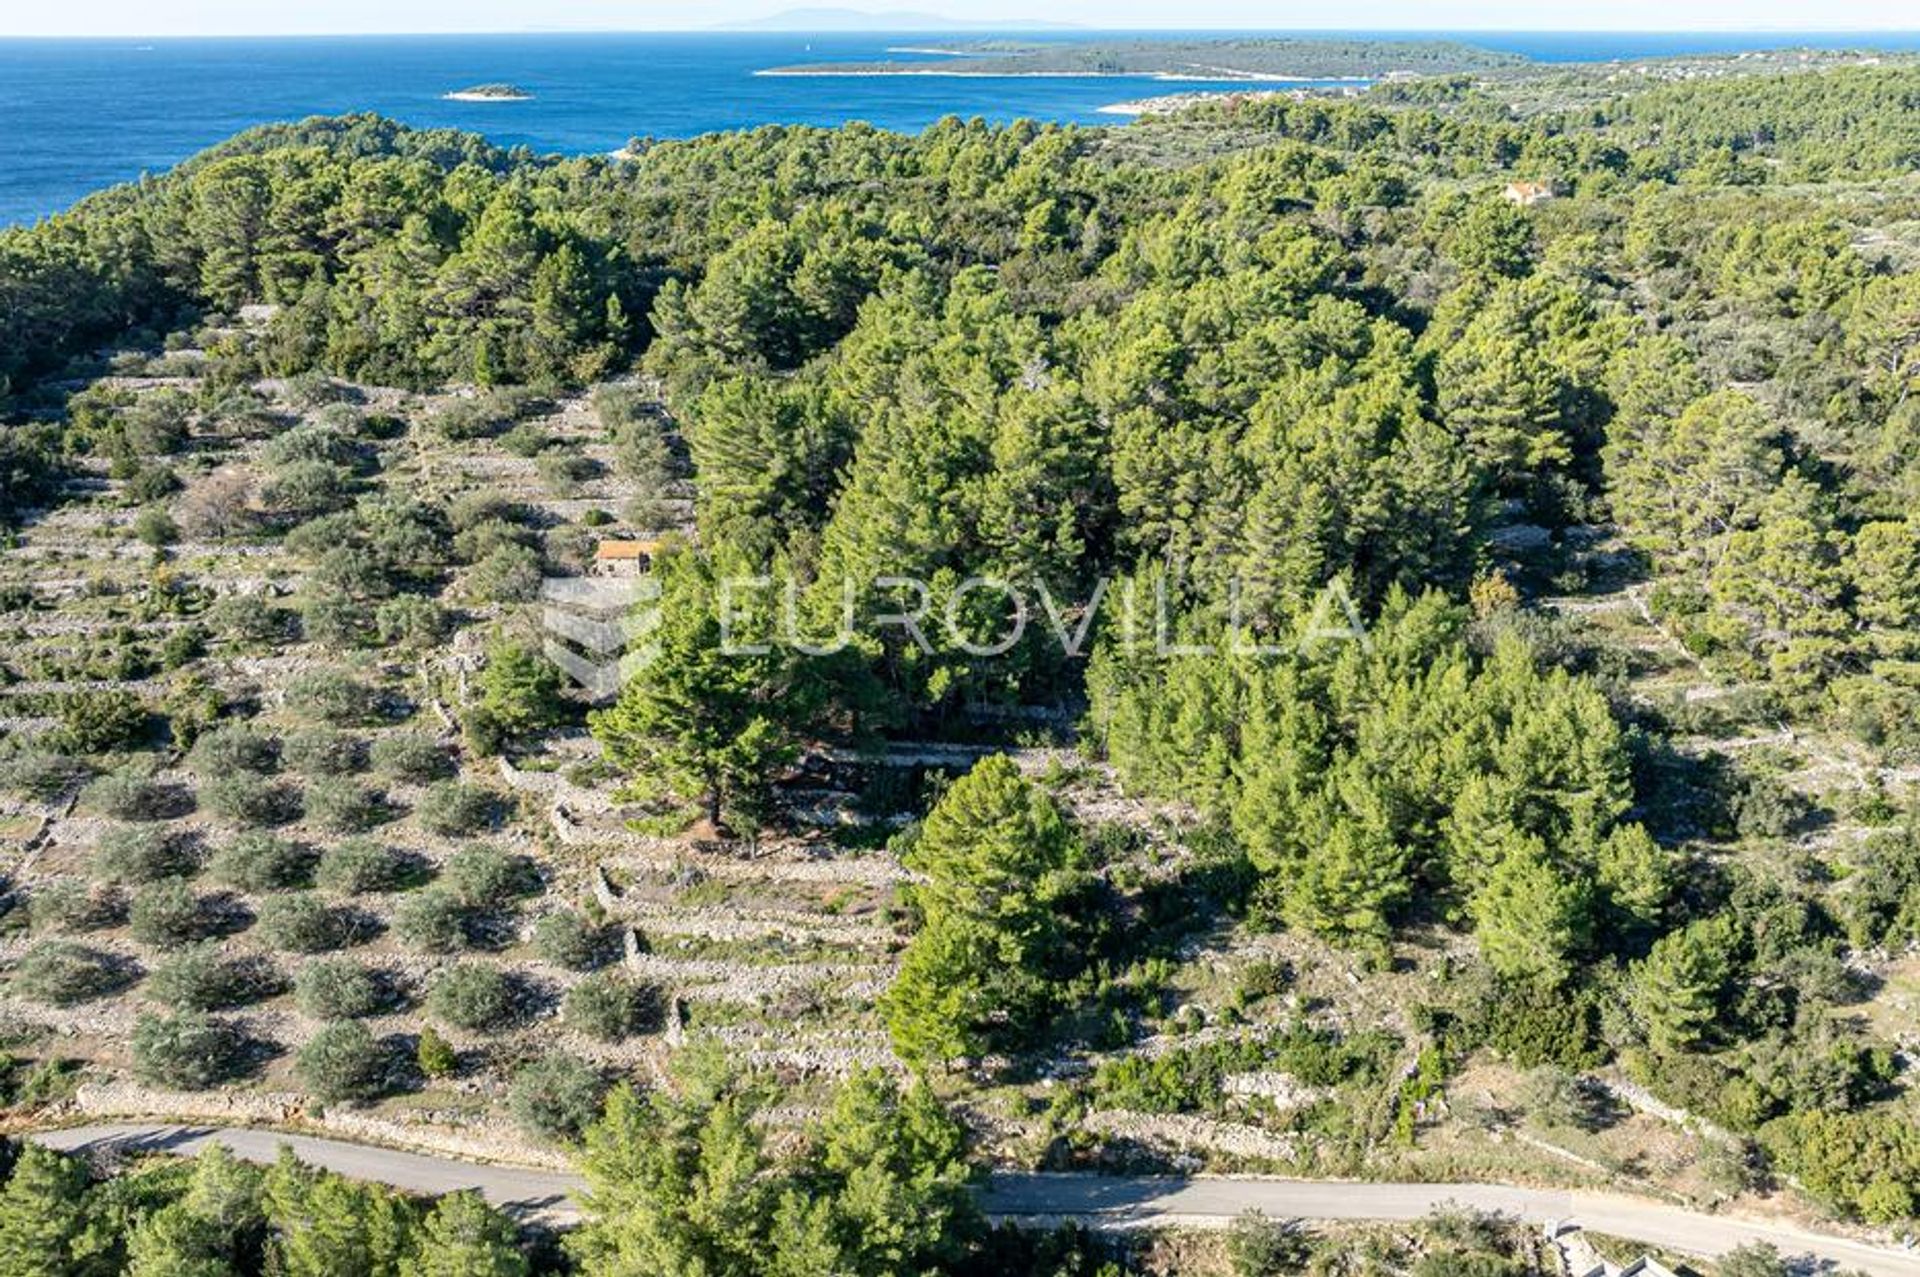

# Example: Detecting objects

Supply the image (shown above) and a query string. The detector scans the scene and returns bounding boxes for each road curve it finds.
[31,1124,586,1222]
[27,1125,1920,1275]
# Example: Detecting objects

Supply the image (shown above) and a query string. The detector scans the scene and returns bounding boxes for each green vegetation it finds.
[426,964,517,1031]
[11,43,1920,1255]
[570,1055,977,1276]
[315,838,419,894]
[296,1022,394,1103]
[563,972,657,1042]
[8,943,131,1007]
[0,1144,526,1277]
[253,892,356,953]
[532,909,609,970]
[209,832,314,892]
[147,944,279,1011]
[130,1012,251,1090]
[294,958,392,1020]
[507,1053,606,1143]
[883,755,1090,1067]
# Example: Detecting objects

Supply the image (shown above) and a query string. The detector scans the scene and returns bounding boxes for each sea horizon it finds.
[6,28,1920,226]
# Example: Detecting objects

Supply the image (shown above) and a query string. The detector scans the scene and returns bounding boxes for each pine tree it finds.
[529,241,600,379]
[1434,310,1566,494]
[1277,798,1408,963]
[570,1075,773,1277]
[124,1205,230,1277]
[803,1071,978,1275]
[400,1193,526,1277]
[1607,388,1784,573]
[1470,829,1592,988]
[0,1145,91,1277]
[1710,475,1852,692]
[1628,917,1738,1055]
[882,755,1088,1068]
[263,1149,419,1277]
[1851,517,1920,662]
[589,551,799,838]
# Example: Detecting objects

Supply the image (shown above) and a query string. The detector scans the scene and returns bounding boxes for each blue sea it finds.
[4,29,1920,226]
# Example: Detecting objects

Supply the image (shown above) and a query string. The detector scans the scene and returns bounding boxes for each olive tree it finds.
[427,965,517,1031]
[508,1054,606,1143]
[208,833,313,892]
[131,1012,251,1090]
[146,944,279,1011]
[563,973,657,1043]
[9,942,132,1006]
[294,958,392,1020]
[296,1022,393,1103]
[315,839,420,894]
[253,893,353,954]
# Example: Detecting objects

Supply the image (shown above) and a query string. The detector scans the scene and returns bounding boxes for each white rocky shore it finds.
[1098,84,1365,116]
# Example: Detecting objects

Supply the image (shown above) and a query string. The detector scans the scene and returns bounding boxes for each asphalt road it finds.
[31,1124,585,1222]
[981,1173,1920,1275]
[28,1125,1920,1274]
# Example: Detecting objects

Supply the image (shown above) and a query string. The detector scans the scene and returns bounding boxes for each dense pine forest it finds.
[5,48,1920,1276]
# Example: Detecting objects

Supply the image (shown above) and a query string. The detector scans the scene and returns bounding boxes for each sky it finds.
[5,0,1919,37]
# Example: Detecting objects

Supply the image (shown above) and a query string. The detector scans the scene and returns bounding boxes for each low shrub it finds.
[187,726,279,776]
[54,690,152,754]
[535,450,596,497]
[442,844,537,909]
[427,965,516,1031]
[146,944,279,1011]
[315,838,420,894]
[129,881,217,946]
[532,910,607,970]
[83,769,184,821]
[131,1012,250,1090]
[370,732,451,783]
[282,728,366,776]
[415,783,499,837]
[508,1053,606,1143]
[28,880,122,934]
[207,595,292,646]
[295,958,392,1020]
[304,777,389,833]
[208,832,313,892]
[200,773,300,827]
[0,751,91,800]
[390,888,469,953]
[563,973,656,1043]
[374,596,449,650]
[10,942,131,1006]
[95,825,198,884]
[285,670,380,726]
[464,544,543,604]
[253,893,352,953]
[296,1022,392,1103]
[416,1026,457,1078]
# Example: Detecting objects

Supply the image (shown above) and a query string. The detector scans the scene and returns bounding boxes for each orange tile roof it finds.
[594,539,662,560]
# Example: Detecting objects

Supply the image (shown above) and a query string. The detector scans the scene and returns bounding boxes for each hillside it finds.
[6,51,1920,1275]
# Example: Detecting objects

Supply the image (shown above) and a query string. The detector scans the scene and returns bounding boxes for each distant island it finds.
[715,6,1079,31]
[443,83,533,102]
[761,36,1531,80]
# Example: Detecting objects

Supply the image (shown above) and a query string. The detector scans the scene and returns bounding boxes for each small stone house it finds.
[1503,180,1560,207]
[592,538,662,577]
